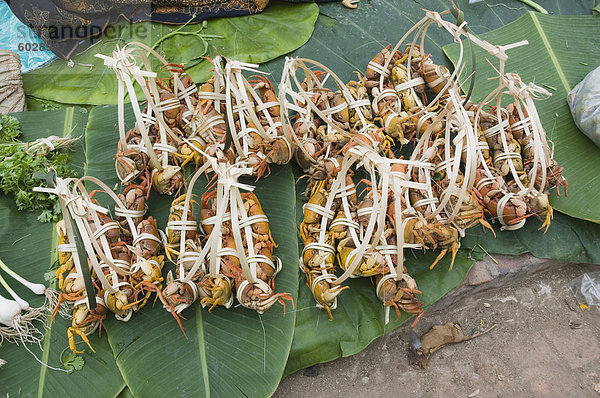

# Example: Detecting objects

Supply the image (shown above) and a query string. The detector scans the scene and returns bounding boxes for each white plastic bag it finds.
[569,272,600,310]
[568,66,600,148]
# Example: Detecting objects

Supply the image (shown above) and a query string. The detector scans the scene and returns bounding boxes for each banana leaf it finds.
[0,108,126,397]
[444,12,600,223]
[3,108,599,394]
[0,106,299,398]
[261,0,600,375]
[85,105,299,398]
[5,1,600,395]
[22,2,318,106]
[461,211,600,264]
[261,0,595,83]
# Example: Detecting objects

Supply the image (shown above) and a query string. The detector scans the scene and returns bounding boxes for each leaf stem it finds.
[153,14,202,51]
[517,0,549,14]
[477,244,498,264]
[151,15,222,65]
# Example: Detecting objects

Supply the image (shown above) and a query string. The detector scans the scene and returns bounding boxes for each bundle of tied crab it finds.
[159,158,292,333]
[96,42,292,195]
[278,8,566,323]
[35,174,164,354]
[94,44,293,334]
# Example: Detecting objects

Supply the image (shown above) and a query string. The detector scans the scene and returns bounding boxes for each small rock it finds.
[468,389,480,397]
[483,302,491,308]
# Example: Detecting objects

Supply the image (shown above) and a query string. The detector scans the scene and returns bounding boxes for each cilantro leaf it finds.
[44,260,60,283]
[62,352,85,372]
[0,116,78,222]
[0,115,20,141]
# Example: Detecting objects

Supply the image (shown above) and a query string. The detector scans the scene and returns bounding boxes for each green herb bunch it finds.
[0,115,78,222]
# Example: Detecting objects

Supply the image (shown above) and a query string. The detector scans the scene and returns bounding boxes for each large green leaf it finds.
[260,0,598,375]
[462,211,600,264]
[0,108,125,397]
[444,12,600,222]
[0,105,299,397]
[22,2,318,106]
[262,0,595,82]
[77,105,299,397]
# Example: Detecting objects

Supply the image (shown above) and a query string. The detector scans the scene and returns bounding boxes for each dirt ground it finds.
[275,262,600,398]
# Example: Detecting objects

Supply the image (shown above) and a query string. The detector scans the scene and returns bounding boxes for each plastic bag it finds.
[569,272,600,310]
[0,1,56,73]
[567,66,600,148]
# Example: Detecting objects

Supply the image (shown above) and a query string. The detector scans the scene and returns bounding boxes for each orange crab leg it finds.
[68,327,96,354]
